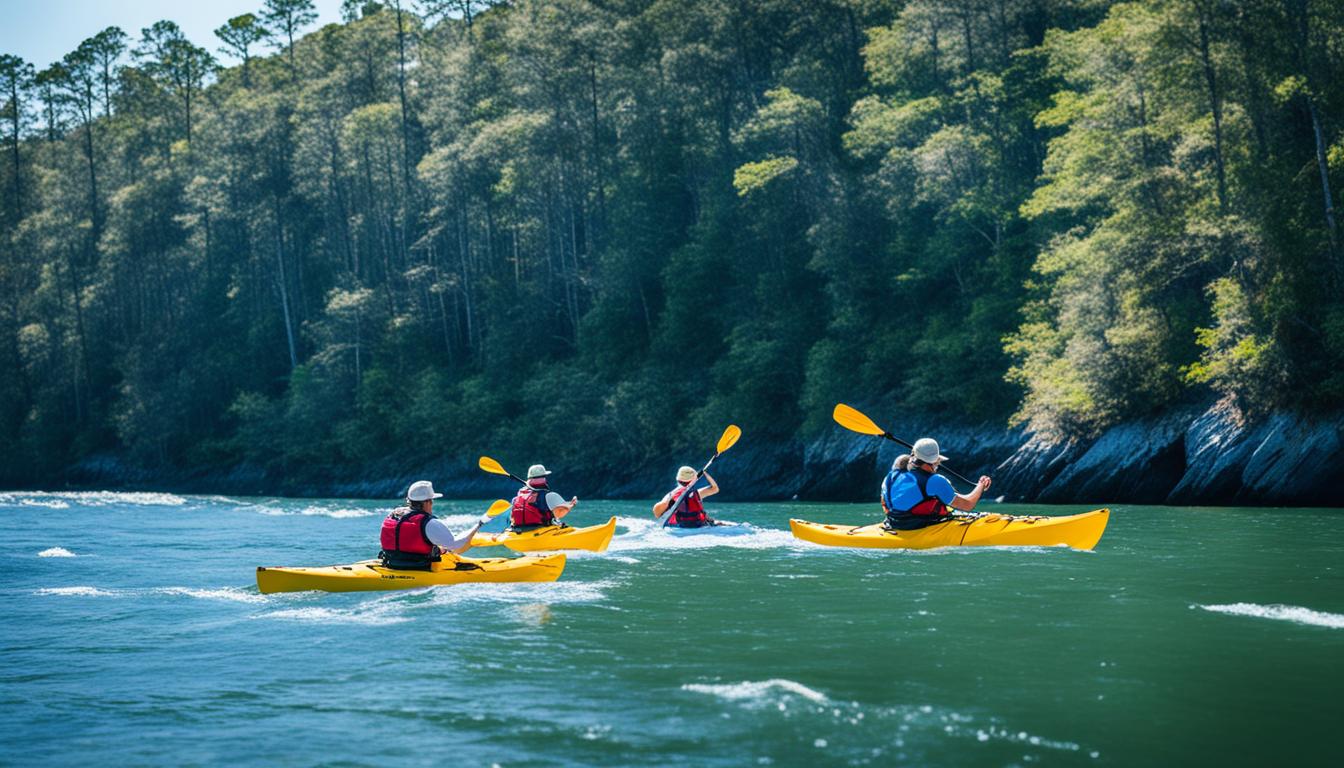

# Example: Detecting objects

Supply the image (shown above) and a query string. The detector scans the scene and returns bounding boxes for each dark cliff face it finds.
[47,402,1344,507]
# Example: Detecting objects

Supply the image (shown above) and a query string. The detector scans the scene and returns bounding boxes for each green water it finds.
[2,493,1340,766]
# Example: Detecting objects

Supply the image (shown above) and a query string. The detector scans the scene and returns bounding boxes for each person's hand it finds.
[978,476,992,492]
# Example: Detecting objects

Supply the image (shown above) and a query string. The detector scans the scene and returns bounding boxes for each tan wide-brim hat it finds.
[676,465,696,483]
[527,464,553,479]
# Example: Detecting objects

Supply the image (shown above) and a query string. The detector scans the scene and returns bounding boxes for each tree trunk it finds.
[1196,5,1228,212]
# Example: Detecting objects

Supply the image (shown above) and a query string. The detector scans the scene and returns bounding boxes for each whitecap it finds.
[38,547,77,558]
[157,587,268,604]
[255,605,409,625]
[682,679,830,705]
[36,586,116,597]
[1196,603,1344,630]
[2,491,187,507]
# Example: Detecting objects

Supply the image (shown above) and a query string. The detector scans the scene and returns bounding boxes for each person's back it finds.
[881,456,956,530]
[879,438,992,530]
[510,464,576,531]
[380,480,491,569]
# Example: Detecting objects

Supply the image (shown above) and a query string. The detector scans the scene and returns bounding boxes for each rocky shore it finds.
[43,400,1344,507]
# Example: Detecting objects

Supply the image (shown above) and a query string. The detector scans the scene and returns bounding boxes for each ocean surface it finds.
[1,492,1340,766]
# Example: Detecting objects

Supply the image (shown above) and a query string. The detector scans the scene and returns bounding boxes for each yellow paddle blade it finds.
[485,499,511,517]
[717,424,742,454]
[478,456,508,476]
[833,403,885,436]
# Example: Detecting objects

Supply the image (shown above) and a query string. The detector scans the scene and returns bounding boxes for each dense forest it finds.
[2,0,1342,487]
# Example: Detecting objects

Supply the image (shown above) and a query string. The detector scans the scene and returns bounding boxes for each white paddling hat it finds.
[406,480,443,501]
[911,438,947,464]
[527,464,553,479]
[676,465,697,483]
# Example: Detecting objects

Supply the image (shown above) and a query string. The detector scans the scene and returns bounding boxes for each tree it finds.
[135,21,216,145]
[0,54,33,221]
[215,14,269,87]
[263,0,319,68]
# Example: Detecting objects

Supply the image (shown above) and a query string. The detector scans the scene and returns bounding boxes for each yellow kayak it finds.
[789,509,1109,551]
[471,517,617,552]
[255,552,566,594]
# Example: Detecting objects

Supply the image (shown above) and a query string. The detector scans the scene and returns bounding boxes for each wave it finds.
[157,587,268,604]
[1196,603,1344,630]
[248,501,379,518]
[37,547,77,558]
[36,586,117,597]
[0,491,186,508]
[682,679,830,705]
[609,517,805,553]
[250,578,613,626]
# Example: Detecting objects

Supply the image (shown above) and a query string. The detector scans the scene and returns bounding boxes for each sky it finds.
[0,0,347,69]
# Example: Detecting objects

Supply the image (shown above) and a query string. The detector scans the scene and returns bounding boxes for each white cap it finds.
[406,480,443,501]
[911,438,947,464]
[527,464,552,479]
[676,465,696,483]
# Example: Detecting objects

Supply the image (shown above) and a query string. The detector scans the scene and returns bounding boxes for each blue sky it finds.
[1,0,346,69]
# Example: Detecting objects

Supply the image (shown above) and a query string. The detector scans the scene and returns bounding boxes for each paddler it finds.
[653,466,720,528]
[881,438,992,530]
[379,480,489,569]
[509,464,577,531]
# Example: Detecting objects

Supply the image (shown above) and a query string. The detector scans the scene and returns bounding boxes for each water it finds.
[2,492,1340,766]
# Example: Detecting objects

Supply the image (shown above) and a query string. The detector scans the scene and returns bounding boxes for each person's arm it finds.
[950,476,992,512]
[652,492,673,517]
[545,491,577,519]
[424,518,482,555]
[698,472,720,499]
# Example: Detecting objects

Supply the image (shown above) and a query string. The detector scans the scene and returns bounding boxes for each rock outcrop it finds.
[49,401,1344,507]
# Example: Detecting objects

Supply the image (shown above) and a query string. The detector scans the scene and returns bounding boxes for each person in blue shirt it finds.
[880,438,992,530]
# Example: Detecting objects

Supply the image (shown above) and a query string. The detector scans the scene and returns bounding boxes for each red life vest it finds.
[379,507,438,566]
[666,484,707,527]
[510,482,555,527]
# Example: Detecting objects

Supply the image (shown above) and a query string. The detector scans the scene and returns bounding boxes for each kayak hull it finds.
[471,517,617,552]
[788,509,1109,551]
[255,552,566,594]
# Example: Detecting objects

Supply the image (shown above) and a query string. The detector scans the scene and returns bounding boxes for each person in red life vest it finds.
[880,438,991,530]
[379,480,490,569]
[652,465,721,528]
[509,464,578,531]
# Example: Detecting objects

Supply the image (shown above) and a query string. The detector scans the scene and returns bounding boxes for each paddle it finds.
[832,403,976,488]
[479,456,528,486]
[659,425,742,526]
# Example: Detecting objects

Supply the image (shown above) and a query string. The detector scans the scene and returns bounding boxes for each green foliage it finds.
[1,0,1343,488]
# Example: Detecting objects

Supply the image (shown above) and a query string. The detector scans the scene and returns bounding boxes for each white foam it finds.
[158,587,268,604]
[37,547,77,558]
[252,503,378,518]
[1,491,186,507]
[610,517,805,553]
[682,679,830,705]
[256,605,409,625]
[1196,603,1344,630]
[21,499,71,509]
[36,586,116,597]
